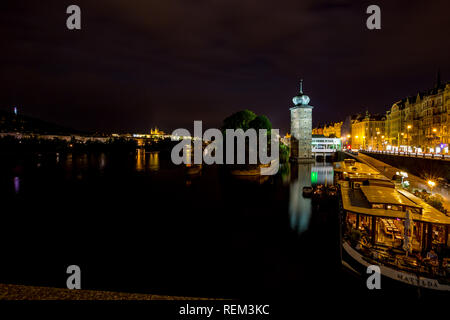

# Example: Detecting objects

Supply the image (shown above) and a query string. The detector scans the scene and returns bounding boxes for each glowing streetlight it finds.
[428,180,436,190]
[399,171,408,187]
[406,125,412,152]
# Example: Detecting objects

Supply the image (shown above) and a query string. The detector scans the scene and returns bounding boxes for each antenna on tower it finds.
[299,79,304,94]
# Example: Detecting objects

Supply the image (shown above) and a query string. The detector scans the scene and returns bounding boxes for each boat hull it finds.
[341,240,450,294]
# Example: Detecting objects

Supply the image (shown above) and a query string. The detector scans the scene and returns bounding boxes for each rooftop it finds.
[334,160,380,175]
[340,181,450,225]
[360,185,419,208]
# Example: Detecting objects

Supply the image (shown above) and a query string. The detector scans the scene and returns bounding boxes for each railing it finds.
[361,149,450,160]
[312,148,338,153]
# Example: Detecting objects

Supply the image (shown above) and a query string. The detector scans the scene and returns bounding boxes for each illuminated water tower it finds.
[290,80,314,163]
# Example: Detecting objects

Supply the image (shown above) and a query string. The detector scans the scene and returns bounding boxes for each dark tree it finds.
[222,109,256,131]
[249,115,272,133]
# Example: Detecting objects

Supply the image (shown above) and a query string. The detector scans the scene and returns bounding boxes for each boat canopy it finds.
[340,181,450,225]
[360,186,420,208]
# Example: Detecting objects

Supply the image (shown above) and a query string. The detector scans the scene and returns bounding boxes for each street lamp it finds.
[397,132,403,151]
[428,180,436,191]
[432,128,438,153]
[400,171,408,187]
[376,131,380,150]
[407,125,412,153]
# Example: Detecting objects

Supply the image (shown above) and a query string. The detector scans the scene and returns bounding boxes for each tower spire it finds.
[299,79,303,94]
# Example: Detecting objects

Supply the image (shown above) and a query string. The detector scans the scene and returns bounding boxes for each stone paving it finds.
[0,283,211,300]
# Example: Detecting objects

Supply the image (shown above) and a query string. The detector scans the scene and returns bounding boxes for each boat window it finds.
[432,225,447,245]
[346,212,357,229]
[372,203,384,209]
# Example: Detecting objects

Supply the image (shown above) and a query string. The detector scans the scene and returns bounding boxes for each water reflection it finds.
[148,152,160,172]
[136,149,145,172]
[79,154,88,168]
[99,153,106,172]
[289,163,312,234]
[14,176,20,194]
[65,153,73,167]
[288,162,334,234]
[311,163,334,186]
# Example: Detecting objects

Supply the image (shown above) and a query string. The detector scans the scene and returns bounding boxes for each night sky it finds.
[1,1,449,134]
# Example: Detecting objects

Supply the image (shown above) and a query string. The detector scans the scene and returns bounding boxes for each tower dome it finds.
[292,79,310,106]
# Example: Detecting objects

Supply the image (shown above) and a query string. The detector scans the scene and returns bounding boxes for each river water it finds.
[0,150,361,299]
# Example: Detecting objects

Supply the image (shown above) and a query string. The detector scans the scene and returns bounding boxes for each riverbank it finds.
[0,283,211,300]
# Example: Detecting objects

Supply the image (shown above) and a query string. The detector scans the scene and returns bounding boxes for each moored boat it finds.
[335,160,450,292]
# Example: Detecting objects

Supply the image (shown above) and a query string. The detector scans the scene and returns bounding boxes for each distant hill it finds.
[0,109,87,135]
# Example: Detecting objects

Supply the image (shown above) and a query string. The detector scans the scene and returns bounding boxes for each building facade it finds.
[385,79,450,153]
[313,122,342,138]
[351,111,386,150]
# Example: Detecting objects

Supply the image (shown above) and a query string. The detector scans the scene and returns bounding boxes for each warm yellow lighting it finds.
[347,134,351,138]
[428,180,436,188]
[381,135,385,139]
[401,132,404,136]
[432,128,437,133]
[407,125,412,129]
[355,136,359,139]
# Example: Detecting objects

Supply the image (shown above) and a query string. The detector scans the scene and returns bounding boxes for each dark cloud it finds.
[1,0,449,133]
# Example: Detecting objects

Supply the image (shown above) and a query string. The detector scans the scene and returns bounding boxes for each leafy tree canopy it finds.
[249,115,272,132]
[222,109,256,131]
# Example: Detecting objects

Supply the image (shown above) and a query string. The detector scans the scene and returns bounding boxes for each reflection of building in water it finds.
[14,176,20,194]
[136,149,145,172]
[99,153,106,172]
[311,163,334,186]
[289,163,312,233]
[148,152,160,172]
